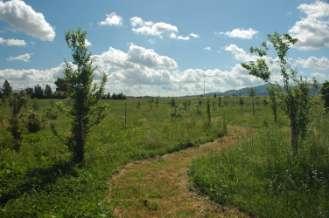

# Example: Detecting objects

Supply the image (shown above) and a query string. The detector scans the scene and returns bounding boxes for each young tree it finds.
[44,84,53,98]
[33,85,44,98]
[55,78,69,97]
[57,29,107,164]
[206,100,211,126]
[242,33,311,156]
[8,93,26,151]
[321,81,329,112]
[2,80,12,98]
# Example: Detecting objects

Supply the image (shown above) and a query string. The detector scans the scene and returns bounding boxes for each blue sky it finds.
[0,0,328,96]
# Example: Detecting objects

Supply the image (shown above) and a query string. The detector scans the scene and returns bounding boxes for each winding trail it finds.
[107,127,250,218]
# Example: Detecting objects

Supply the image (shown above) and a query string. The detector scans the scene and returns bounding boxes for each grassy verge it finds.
[189,103,329,217]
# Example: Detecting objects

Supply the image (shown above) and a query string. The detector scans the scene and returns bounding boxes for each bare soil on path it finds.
[107,127,250,218]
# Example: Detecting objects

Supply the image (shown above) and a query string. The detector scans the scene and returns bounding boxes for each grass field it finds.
[189,97,329,217]
[0,96,328,217]
[0,96,234,217]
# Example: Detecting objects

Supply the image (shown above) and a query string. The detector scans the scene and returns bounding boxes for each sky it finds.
[0,0,328,96]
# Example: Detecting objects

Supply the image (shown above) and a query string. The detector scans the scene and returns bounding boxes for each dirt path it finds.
[107,127,249,218]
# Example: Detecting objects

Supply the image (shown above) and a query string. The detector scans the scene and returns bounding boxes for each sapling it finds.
[206,100,211,126]
[242,33,311,156]
[8,92,26,151]
[53,29,107,164]
[2,80,12,98]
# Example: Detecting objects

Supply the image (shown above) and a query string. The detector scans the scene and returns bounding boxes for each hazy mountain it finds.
[207,83,320,96]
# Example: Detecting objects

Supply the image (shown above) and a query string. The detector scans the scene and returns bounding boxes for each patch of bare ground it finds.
[107,126,250,218]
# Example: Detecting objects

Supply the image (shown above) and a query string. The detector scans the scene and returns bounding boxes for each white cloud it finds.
[7,53,32,62]
[0,37,26,46]
[0,0,55,41]
[224,44,256,62]
[204,46,212,51]
[0,64,64,88]
[98,12,123,26]
[296,56,329,71]
[0,44,263,96]
[289,1,329,50]
[221,28,258,39]
[130,16,198,41]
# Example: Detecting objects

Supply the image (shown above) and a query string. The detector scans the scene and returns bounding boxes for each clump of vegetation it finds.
[2,80,12,99]
[8,92,26,151]
[321,81,329,112]
[206,100,211,126]
[26,112,42,133]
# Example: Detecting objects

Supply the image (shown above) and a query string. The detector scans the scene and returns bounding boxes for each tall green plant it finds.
[2,80,12,98]
[8,93,26,151]
[206,100,211,126]
[58,29,107,164]
[267,84,279,123]
[321,81,329,112]
[242,33,311,156]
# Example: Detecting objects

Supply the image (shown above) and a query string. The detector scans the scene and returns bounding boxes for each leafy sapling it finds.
[242,33,311,156]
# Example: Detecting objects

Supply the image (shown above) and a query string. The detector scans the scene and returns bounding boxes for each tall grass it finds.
[189,100,329,217]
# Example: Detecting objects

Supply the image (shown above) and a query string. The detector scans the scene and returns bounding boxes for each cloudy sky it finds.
[0,0,328,96]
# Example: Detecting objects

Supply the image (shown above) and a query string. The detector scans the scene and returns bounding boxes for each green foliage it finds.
[242,32,311,155]
[26,112,42,133]
[44,85,53,98]
[33,85,44,98]
[267,84,279,122]
[241,59,270,82]
[55,78,69,97]
[190,107,329,217]
[57,29,107,164]
[0,97,233,217]
[206,100,211,126]
[2,80,12,98]
[8,93,27,151]
[321,81,329,112]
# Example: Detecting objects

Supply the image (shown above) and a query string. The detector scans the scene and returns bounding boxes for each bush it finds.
[26,112,42,133]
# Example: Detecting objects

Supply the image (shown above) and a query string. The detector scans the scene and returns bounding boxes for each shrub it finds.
[26,112,42,133]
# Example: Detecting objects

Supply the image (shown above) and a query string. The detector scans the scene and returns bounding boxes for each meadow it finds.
[0,96,233,217]
[0,91,328,217]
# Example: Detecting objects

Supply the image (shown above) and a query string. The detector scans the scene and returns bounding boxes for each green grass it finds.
[0,97,242,217]
[189,99,329,218]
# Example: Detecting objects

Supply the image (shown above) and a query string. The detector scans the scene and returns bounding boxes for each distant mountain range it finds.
[207,83,320,96]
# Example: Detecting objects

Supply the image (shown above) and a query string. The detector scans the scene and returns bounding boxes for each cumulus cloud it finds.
[296,56,329,71]
[130,16,198,41]
[98,12,123,26]
[289,1,329,50]
[0,64,64,88]
[0,44,263,96]
[224,44,256,62]
[219,28,258,39]
[0,0,55,41]
[0,37,26,46]
[7,53,32,62]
